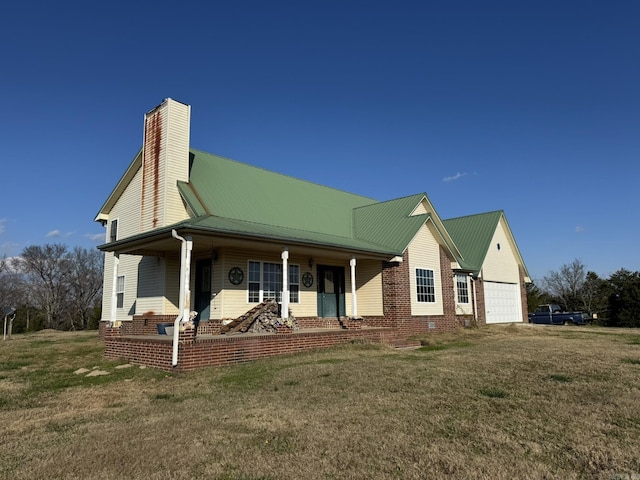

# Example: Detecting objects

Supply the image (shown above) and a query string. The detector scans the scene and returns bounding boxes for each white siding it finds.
[408,222,444,316]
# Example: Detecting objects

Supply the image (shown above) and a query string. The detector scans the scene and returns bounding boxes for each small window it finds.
[456,274,469,304]
[416,268,435,303]
[110,219,118,242]
[116,275,125,309]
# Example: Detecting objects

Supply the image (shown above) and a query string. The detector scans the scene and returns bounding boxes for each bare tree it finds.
[541,259,586,311]
[16,244,71,329]
[67,247,103,329]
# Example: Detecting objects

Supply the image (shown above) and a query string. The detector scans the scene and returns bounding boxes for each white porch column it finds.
[281,248,289,319]
[350,256,358,318]
[110,253,120,325]
[183,236,193,322]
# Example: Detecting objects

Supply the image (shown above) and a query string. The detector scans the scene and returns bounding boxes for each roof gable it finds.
[354,194,462,258]
[95,149,142,223]
[443,211,529,279]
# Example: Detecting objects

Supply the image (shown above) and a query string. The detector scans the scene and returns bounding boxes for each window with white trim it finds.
[416,268,435,303]
[456,274,469,304]
[248,261,299,303]
[116,275,125,309]
[110,219,118,242]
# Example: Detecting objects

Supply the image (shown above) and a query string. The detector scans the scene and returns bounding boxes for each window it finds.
[248,261,261,303]
[116,275,125,308]
[110,219,118,242]
[416,268,435,303]
[263,262,282,301]
[248,261,299,303]
[456,274,469,304]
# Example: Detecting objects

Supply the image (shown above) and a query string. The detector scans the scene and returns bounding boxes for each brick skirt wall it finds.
[103,326,398,372]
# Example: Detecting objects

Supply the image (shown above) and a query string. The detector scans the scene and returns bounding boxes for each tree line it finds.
[527,259,640,328]
[0,244,103,334]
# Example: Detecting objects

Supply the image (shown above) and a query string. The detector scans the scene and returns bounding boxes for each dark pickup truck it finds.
[528,304,593,325]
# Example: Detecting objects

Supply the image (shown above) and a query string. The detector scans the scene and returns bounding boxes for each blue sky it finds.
[1,1,638,282]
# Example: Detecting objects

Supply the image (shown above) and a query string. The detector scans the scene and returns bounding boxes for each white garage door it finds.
[484,282,523,324]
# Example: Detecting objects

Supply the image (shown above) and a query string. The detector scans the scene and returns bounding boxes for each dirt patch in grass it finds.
[1,326,640,479]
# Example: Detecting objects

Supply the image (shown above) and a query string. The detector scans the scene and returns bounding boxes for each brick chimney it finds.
[140,98,191,231]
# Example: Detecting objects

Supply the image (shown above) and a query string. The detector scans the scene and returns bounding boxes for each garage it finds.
[484,281,523,324]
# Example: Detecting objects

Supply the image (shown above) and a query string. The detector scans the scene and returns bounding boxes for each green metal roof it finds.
[353,194,430,253]
[443,211,503,271]
[187,149,376,239]
[443,210,530,279]
[99,147,487,261]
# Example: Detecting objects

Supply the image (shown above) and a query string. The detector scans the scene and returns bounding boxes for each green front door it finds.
[194,259,212,321]
[317,265,346,318]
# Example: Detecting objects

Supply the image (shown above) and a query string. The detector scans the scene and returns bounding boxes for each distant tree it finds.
[581,271,609,319]
[606,269,640,328]
[540,259,586,311]
[16,244,71,329]
[525,282,550,313]
[67,247,103,330]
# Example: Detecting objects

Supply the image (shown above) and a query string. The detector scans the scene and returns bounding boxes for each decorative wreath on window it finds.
[302,272,314,288]
[228,267,244,285]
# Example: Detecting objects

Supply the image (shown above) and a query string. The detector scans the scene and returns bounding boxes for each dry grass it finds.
[1,325,640,479]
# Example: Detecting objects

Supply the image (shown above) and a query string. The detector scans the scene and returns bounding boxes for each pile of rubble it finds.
[220,300,299,334]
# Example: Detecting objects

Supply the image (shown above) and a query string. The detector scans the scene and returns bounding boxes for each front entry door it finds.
[317,265,346,318]
[194,259,212,321]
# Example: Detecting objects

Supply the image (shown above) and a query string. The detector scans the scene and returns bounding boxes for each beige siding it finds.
[100,253,142,322]
[219,249,319,319]
[408,222,444,316]
[141,99,190,232]
[163,255,181,314]
[482,218,520,283]
[115,167,143,240]
[210,256,225,320]
[411,201,428,215]
[164,100,191,225]
[355,259,383,316]
[101,252,114,320]
[136,257,167,314]
[101,167,144,321]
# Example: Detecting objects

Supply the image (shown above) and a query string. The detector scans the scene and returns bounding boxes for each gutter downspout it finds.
[172,229,193,368]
